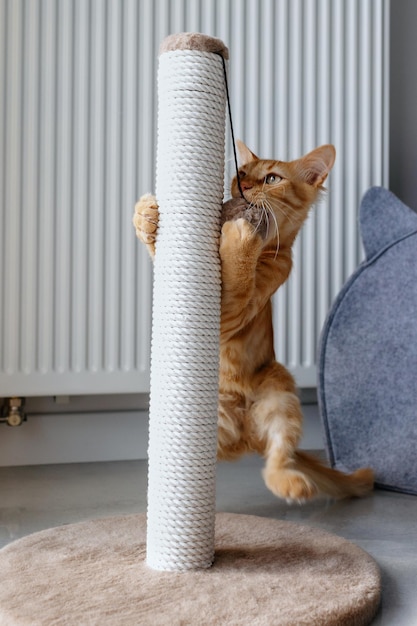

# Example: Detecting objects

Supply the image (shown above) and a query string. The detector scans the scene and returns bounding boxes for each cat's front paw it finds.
[220,218,263,259]
[133,194,159,255]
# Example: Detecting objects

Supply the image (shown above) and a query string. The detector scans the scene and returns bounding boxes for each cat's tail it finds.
[293,450,374,499]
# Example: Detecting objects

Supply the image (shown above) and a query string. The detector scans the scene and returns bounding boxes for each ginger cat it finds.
[133,141,374,502]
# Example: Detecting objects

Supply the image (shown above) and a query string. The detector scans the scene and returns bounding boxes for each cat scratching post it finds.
[146,33,228,571]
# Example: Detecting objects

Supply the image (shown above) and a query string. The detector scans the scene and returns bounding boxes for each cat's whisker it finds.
[263,200,280,258]
[262,200,272,238]
[269,211,280,251]
[275,190,304,219]
[261,203,270,239]
[246,193,266,236]
[262,201,273,238]
[274,198,298,227]
[255,209,266,236]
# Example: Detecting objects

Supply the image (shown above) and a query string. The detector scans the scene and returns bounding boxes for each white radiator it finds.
[0,0,389,396]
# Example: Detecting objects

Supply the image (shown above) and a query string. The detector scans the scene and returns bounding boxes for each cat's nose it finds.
[240,180,253,191]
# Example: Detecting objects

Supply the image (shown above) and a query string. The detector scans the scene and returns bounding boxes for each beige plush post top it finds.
[159,32,229,59]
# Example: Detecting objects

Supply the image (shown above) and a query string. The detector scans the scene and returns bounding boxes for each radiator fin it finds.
[0,0,389,394]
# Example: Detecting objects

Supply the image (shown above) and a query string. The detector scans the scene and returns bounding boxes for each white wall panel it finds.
[0,0,389,395]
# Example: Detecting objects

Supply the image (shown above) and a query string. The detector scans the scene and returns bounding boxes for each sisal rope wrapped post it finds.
[146,34,228,571]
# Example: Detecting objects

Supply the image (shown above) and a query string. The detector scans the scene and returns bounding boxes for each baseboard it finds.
[0,404,323,467]
[0,411,149,467]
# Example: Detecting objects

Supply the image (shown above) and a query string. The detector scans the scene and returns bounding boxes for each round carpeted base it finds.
[0,513,380,626]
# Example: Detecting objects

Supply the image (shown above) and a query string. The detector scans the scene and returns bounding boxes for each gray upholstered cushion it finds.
[318,187,417,495]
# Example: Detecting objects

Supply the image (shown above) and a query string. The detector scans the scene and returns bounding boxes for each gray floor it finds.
[1,438,417,624]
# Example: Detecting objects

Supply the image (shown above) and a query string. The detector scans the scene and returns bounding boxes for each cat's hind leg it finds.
[250,363,320,502]
[251,362,373,501]
[217,393,254,461]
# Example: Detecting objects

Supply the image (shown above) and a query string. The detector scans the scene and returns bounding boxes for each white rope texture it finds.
[146,49,226,571]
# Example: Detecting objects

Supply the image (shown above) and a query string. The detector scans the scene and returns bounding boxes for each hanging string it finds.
[221,55,245,200]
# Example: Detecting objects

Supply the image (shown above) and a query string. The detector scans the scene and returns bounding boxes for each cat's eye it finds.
[238,170,246,178]
[265,173,281,184]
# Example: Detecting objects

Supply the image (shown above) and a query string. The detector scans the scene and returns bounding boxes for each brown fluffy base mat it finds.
[0,512,380,625]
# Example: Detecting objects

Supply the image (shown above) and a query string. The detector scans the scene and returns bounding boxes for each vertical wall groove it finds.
[5,0,23,375]
[0,0,389,395]
[21,0,39,375]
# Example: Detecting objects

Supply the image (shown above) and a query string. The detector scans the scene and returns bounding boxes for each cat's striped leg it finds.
[250,363,373,500]
[217,392,252,461]
[250,364,319,502]
[220,218,263,305]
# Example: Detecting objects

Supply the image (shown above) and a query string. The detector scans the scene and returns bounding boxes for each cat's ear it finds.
[297,144,336,188]
[236,140,259,165]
